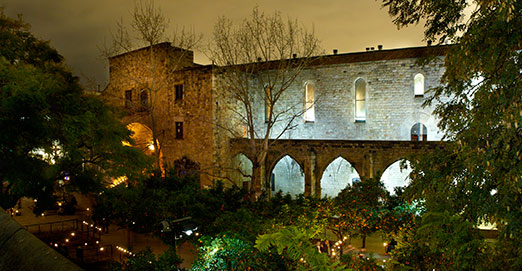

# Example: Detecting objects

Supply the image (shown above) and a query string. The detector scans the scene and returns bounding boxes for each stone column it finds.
[304,150,317,197]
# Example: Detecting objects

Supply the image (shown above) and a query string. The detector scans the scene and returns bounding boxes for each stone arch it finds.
[270,155,305,198]
[320,156,361,198]
[126,122,156,156]
[230,153,253,189]
[379,159,412,195]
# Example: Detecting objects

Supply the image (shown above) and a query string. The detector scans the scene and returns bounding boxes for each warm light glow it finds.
[148,143,155,151]
[110,176,128,188]
[65,239,69,242]
[384,242,387,247]
[100,247,104,251]
[121,141,131,147]
[71,232,75,236]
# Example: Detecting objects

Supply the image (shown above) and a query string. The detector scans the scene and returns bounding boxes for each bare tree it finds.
[101,0,201,169]
[209,7,322,198]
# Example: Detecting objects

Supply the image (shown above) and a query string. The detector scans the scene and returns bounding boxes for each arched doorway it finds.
[320,157,360,198]
[126,123,155,154]
[380,160,412,195]
[271,155,305,198]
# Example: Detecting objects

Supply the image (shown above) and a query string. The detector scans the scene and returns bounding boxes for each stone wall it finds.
[105,44,448,192]
[250,56,445,141]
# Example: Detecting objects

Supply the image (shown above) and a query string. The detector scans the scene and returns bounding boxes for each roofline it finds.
[108,42,192,60]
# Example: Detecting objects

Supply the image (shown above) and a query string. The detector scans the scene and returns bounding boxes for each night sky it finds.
[0,0,427,88]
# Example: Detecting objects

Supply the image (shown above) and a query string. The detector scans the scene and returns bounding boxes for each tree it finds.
[0,9,149,211]
[209,7,322,198]
[102,0,200,170]
[334,178,387,248]
[382,0,522,268]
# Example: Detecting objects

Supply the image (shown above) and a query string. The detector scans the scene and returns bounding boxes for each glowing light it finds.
[86,208,90,211]
[54,243,58,247]
[100,247,104,251]
[65,239,69,242]
[148,144,155,151]
[121,141,131,147]
[41,213,45,217]
[384,242,387,247]
[71,232,75,236]
[110,176,128,188]
[84,243,88,246]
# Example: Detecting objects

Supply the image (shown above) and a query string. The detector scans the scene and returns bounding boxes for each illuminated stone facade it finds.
[104,42,447,196]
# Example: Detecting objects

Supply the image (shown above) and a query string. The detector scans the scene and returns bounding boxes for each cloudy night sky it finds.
[0,0,427,88]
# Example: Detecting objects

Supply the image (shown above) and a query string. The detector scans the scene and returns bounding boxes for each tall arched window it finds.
[414,73,425,96]
[264,85,272,123]
[304,82,315,122]
[411,123,427,141]
[355,78,366,121]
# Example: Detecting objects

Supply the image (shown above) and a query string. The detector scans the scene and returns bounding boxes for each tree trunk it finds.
[362,235,366,249]
[250,163,262,201]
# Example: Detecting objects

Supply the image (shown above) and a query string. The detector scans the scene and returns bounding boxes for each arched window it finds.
[355,78,366,121]
[264,85,272,123]
[414,73,424,96]
[411,123,427,141]
[304,82,315,122]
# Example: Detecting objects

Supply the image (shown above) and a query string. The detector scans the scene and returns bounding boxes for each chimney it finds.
[257,57,262,62]
[333,49,338,55]
[292,53,297,59]
[427,40,432,46]
[370,47,375,51]
[378,45,383,50]
[366,47,370,51]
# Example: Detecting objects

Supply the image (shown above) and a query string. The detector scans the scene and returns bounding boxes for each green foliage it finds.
[0,9,150,211]
[334,178,388,247]
[340,253,384,271]
[191,233,253,271]
[383,0,522,268]
[94,170,247,240]
[255,225,350,271]
[111,247,183,271]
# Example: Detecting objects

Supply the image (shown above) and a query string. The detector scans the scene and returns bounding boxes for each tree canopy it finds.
[0,9,150,211]
[383,0,522,269]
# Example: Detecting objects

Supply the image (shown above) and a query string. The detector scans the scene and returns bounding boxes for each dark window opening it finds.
[125,90,133,108]
[175,84,183,102]
[175,122,183,139]
[271,173,275,191]
[140,90,148,109]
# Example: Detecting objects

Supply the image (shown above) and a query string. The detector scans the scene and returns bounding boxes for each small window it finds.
[411,123,427,141]
[125,90,133,108]
[414,73,424,96]
[355,78,366,121]
[264,85,272,123]
[175,122,183,139]
[175,84,183,101]
[304,82,315,122]
[140,90,148,108]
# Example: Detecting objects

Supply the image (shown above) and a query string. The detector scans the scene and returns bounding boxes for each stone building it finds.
[103,42,448,197]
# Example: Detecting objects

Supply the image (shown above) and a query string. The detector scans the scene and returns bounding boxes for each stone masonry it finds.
[103,43,448,195]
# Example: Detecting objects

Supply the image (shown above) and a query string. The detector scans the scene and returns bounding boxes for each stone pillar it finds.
[304,150,317,197]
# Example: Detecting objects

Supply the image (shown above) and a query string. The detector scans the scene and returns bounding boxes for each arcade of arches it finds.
[230,139,441,197]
